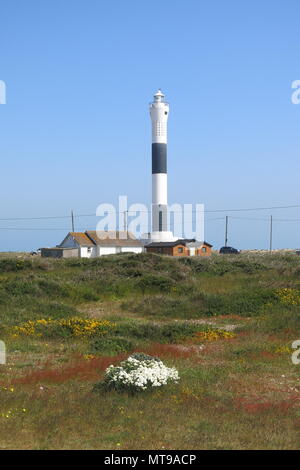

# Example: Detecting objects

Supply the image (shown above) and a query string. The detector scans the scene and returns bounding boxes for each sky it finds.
[0,0,300,251]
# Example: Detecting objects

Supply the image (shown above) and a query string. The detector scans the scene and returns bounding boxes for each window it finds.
[87,247,92,253]
[159,211,163,232]
[178,247,184,253]
[201,247,206,253]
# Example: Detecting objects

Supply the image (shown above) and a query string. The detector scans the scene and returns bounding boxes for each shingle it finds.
[69,232,95,247]
[85,231,143,247]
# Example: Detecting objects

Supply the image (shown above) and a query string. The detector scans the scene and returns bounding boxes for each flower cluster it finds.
[103,353,179,391]
[192,329,235,342]
[0,386,14,393]
[275,288,300,306]
[274,345,294,354]
[11,317,115,338]
[0,408,27,419]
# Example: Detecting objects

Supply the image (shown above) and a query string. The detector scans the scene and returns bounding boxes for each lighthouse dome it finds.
[154,89,165,101]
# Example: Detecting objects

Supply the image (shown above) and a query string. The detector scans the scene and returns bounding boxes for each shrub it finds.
[0,259,32,273]
[113,321,201,343]
[136,274,174,293]
[90,336,135,355]
[4,279,40,297]
[192,329,235,341]
[10,317,116,339]
[123,288,275,318]
[178,256,266,276]
[95,353,179,392]
[275,288,300,305]
[36,302,79,320]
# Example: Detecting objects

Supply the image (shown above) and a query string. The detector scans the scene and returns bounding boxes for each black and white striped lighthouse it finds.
[150,89,176,242]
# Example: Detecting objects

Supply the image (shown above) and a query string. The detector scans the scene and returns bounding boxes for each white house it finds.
[57,230,144,258]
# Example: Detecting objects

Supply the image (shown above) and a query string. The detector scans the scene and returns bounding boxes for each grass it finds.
[0,252,299,449]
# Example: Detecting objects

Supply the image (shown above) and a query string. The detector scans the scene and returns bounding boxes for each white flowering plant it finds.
[100,353,180,392]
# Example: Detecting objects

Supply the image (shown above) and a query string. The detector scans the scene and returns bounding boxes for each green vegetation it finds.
[0,252,299,449]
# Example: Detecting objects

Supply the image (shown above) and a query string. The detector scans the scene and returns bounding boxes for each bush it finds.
[94,353,179,392]
[113,321,202,343]
[36,302,79,320]
[136,274,174,293]
[90,336,135,355]
[0,259,32,273]
[10,318,116,339]
[178,256,266,276]
[123,288,276,318]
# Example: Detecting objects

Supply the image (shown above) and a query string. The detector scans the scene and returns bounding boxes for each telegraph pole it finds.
[269,215,273,253]
[225,215,228,247]
[71,210,75,232]
[123,210,128,236]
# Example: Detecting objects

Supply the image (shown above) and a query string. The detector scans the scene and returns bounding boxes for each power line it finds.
[0,215,72,221]
[273,218,300,222]
[206,217,225,221]
[0,228,71,231]
[204,204,300,213]
[1,203,300,221]
[229,216,270,221]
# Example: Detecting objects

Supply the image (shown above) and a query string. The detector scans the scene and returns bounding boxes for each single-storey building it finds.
[145,239,213,257]
[42,231,144,258]
[41,247,79,258]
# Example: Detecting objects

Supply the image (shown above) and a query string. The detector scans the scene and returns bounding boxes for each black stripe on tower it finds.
[152,143,167,174]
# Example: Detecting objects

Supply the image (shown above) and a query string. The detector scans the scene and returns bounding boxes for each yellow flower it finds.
[10,317,115,338]
[275,288,300,305]
[192,329,235,342]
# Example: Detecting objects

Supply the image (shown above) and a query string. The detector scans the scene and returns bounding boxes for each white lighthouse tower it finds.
[150,89,176,242]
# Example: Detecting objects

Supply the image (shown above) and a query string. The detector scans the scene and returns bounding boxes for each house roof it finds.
[201,241,213,248]
[146,239,192,248]
[147,241,186,248]
[147,239,213,248]
[186,241,213,248]
[85,231,143,247]
[68,232,95,247]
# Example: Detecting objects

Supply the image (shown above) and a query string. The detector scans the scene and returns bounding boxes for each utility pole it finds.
[71,210,75,232]
[225,215,228,247]
[123,211,126,232]
[123,210,128,235]
[269,215,273,253]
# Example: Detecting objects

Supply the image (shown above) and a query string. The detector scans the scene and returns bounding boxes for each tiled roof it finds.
[147,239,213,248]
[85,231,143,247]
[186,241,213,248]
[69,232,95,247]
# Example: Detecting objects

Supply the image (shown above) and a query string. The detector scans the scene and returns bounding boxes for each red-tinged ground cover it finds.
[0,252,300,449]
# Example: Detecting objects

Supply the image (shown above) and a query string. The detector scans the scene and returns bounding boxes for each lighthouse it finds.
[150,89,176,242]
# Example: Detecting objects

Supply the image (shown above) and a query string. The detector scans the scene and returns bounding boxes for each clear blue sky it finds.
[0,0,299,251]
